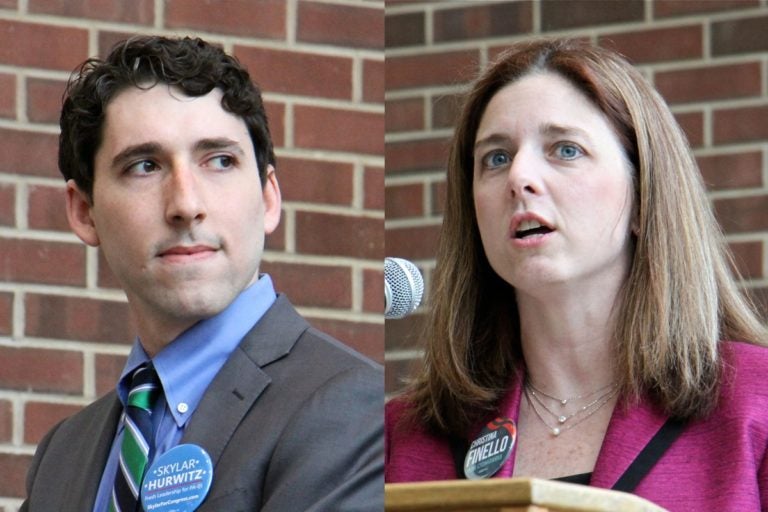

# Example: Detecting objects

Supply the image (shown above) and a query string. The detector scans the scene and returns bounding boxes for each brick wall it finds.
[0,0,383,508]
[385,0,768,395]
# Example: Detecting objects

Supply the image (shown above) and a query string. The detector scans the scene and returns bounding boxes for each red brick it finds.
[97,30,138,57]
[25,294,134,344]
[386,224,440,260]
[309,317,383,363]
[655,62,761,104]
[235,46,352,100]
[674,111,704,148]
[0,183,14,226]
[95,353,127,396]
[0,0,17,7]
[698,152,762,191]
[364,166,384,211]
[432,93,462,130]
[386,183,423,219]
[712,15,768,56]
[431,180,447,215]
[542,0,643,31]
[294,106,383,156]
[363,267,384,314]
[0,346,82,394]
[24,401,83,444]
[385,137,450,174]
[165,0,285,39]
[714,195,768,234]
[364,59,384,104]
[0,73,14,119]
[265,101,285,150]
[386,97,424,133]
[0,453,31,498]
[387,49,479,90]
[265,216,285,252]
[434,1,532,42]
[30,0,153,23]
[385,11,425,48]
[0,128,59,177]
[654,0,758,18]
[0,292,11,336]
[298,1,382,49]
[0,20,87,70]
[385,311,426,351]
[277,157,353,206]
[599,25,702,64]
[0,400,11,442]
[261,261,351,309]
[296,212,383,259]
[26,78,66,124]
[729,241,763,279]
[714,105,768,145]
[0,239,85,286]
[28,184,69,231]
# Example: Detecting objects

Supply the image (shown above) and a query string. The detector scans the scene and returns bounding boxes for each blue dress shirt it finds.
[92,275,277,512]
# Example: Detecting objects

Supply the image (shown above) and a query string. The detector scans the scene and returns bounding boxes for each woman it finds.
[385,38,768,510]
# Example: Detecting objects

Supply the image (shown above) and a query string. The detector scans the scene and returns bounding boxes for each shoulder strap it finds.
[611,417,686,492]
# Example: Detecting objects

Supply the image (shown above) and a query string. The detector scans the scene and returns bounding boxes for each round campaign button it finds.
[141,444,213,512]
[464,417,517,480]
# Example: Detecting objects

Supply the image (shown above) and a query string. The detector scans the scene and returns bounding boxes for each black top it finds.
[553,472,591,485]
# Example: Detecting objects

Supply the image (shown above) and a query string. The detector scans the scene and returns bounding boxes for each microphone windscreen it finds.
[384,257,424,319]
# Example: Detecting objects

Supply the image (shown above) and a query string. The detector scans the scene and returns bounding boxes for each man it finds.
[22,36,383,511]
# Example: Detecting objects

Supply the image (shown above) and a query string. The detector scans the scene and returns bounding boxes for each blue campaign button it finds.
[141,444,213,512]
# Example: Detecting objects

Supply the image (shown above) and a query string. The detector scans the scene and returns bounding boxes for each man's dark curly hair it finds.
[59,35,275,201]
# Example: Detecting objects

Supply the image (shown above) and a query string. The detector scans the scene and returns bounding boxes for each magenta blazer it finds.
[386,341,768,511]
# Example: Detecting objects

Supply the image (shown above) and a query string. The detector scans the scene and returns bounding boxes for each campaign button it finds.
[141,444,213,511]
[464,417,516,480]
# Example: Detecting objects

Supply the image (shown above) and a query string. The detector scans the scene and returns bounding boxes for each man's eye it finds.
[208,155,235,170]
[482,150,510,169]
[553,142,584,161]
[126,160,159,174]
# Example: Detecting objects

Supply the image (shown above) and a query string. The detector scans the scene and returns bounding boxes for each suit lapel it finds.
[590,397,668,489]
[62,395,123,509]
[181,294,309,466]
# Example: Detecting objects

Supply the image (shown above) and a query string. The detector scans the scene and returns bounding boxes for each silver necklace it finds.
[524,384,619,437]
[526,380,615,406]
[527,383,618,425]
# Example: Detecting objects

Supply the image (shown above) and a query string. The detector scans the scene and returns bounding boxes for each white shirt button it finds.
[177,402,189,414]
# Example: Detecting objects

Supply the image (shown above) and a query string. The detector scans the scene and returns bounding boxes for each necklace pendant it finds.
[558,415,566,424]
[560,399,567,405]
[552,427,561,436]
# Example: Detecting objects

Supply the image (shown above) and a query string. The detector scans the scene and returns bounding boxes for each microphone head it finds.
[384,257,424,319]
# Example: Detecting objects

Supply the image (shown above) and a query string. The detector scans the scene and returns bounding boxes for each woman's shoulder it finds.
[718,340,768,410]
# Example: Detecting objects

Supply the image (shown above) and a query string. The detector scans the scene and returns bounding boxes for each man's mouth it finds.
[159,245,217,258]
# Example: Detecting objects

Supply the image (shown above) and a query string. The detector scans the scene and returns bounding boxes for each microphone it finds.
[384,257,424,319]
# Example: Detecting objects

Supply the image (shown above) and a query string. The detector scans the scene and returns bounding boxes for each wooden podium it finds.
[385,478,667,512]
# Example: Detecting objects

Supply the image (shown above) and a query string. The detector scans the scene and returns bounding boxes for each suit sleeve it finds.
[260,364,384,512]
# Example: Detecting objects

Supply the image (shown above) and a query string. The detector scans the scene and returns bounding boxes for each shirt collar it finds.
[117,274,277,427]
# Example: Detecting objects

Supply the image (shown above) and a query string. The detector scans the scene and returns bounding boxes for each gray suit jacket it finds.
[22,295,384,511]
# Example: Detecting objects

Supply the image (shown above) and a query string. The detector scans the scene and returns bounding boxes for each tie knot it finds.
[127,364,161,411]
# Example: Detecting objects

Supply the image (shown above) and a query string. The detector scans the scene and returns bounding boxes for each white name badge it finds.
[141,444,213,512]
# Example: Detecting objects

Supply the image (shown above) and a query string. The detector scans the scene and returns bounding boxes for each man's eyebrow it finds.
[194,137,246,156]
[111,142,163,169]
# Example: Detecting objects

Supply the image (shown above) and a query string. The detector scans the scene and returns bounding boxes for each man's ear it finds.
[262,165,281,235]
[65,180,100,247]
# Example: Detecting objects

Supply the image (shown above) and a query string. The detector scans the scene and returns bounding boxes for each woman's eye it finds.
[553,142,584,161]
[482,150,510,169]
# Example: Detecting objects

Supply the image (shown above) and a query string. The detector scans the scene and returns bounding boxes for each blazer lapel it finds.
[62,395,123,509]
[181,294,309,466]
[590,397,668,489]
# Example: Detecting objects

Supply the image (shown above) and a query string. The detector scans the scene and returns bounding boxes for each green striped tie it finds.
[109,364,161,512]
